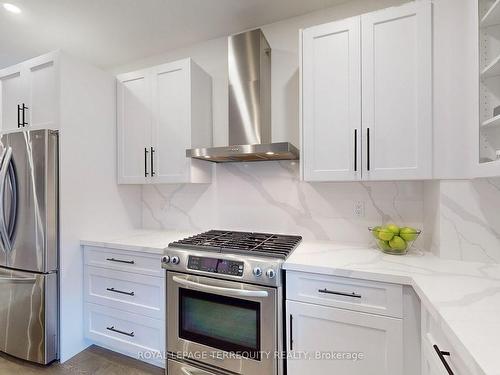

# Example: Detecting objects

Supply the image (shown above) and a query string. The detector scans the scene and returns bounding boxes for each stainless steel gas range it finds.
[161,230,302,375]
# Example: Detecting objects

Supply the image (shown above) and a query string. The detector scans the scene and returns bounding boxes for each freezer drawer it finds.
[0,268,58,364]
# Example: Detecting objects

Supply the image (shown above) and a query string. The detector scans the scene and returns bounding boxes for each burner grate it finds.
[169,230,302,259]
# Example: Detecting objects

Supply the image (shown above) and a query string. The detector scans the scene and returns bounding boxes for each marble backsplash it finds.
[424,179,500,263]
[142,161,424,246]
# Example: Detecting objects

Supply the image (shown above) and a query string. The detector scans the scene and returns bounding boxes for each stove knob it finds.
[171,256,180,265]
[266,269,276,279]
[253,267,262,277]
[162,255,170,264]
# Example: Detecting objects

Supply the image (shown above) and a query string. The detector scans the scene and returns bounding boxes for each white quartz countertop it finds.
[285,241,500,375]
[80,229,193,254]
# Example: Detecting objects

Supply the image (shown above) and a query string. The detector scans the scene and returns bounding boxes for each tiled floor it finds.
[0,345,164,375]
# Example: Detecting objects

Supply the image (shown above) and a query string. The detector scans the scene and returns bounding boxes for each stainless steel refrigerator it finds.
[0,129,58,364]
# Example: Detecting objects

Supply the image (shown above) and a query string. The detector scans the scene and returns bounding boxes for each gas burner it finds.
[168,230,302,259]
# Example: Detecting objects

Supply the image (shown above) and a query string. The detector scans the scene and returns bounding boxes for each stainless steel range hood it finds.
[187,29,299,162]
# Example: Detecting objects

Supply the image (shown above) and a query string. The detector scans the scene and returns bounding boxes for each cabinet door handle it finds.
[366,128,370,171]
[106,287,135,296]
[106,257,135,264]
[318,288,361,298]
[354,129,358,172]
[144,148,149,177]
[17,105,21,128]
[106,326,134,338]
[21,103,28,127]
[433,345,454,375]
[289,314,294,351]
[150,147,155,176]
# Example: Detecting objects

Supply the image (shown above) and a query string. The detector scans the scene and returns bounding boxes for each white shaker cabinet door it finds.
[0,65,25,131]
[117,70,152,184]
[151,60,191,183]
[286,300,403,375]
[301,17,361,181]
[24,52,59,129]
[361,1,432,180]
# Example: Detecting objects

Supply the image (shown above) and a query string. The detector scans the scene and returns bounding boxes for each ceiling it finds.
[0,0,348,69]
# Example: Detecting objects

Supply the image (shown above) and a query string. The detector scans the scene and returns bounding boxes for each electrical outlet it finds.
[354,200,365,218]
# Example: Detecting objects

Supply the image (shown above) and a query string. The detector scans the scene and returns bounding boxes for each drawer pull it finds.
[433,345,454,375]
[106,287,135,296]
[106,257,135,264]
[106,326,135,337]
[318,288,361,298]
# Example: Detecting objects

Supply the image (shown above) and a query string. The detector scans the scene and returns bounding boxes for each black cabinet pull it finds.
[289,314,293,351]
[106,257,135,264]
[366,128,370,171]
[433,345,454,375]
[318,288,362,298]
[106,326,134,337]
[21,103,28,127]
[17,105,21,128]
[150,147,155,176]
[144,148,149,177]
[354,129,358,172]
[106,287,135,296]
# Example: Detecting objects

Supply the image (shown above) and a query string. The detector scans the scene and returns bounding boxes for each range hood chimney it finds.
[187,28,299,162]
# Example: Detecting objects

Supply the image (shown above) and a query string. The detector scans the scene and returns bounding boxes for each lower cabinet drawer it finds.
[84,303,165,366]
[84,266,164,319]
[287,271,403,318]
[84,246,164,278]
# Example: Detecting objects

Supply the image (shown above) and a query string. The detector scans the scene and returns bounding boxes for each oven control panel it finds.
[187,256,244,277]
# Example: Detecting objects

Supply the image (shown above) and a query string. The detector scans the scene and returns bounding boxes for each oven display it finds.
[188,256,244,276]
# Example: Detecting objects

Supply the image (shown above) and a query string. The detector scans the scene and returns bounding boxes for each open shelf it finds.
[481,0,500,27]
[482,113,500,128]
[481,53,500,78]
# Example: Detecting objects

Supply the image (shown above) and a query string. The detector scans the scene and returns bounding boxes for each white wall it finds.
[59,53,141,362]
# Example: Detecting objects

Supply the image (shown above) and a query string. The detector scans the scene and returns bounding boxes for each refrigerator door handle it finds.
[0,147,13,252]
[6,157,18,243]
[0,276,36,283]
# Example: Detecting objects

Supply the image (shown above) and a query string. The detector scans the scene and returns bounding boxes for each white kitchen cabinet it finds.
[301,1,432,181]
[301,17,361,181]
[286,300,403,375]
[117,58,212,184]
[421,305,472,375]
[83,245,165,368]
[116,69,152,184]
[0,51,59,131]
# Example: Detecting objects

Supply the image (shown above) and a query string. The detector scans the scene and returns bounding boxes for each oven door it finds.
[167,271,277,375]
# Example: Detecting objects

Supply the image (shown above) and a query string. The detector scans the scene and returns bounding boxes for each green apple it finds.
[400,227,419,241]
[378,240,392,251]
[385,224,400,235]
[378,229,394,241]
[389,236,407,252]
[371,226,382,239]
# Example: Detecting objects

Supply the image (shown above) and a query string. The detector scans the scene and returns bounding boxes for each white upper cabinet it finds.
[24,53,59,129]
[117,69,152,184]
[301,1,432,181]
[362,1,432,180]
[0,51,59,131]
[117,58,212,184]
[302,17,361,181]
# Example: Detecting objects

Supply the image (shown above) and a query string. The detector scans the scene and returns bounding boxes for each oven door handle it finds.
[172,276,269,298]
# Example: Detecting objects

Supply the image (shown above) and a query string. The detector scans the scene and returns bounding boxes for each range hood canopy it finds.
[187,28,299,163]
